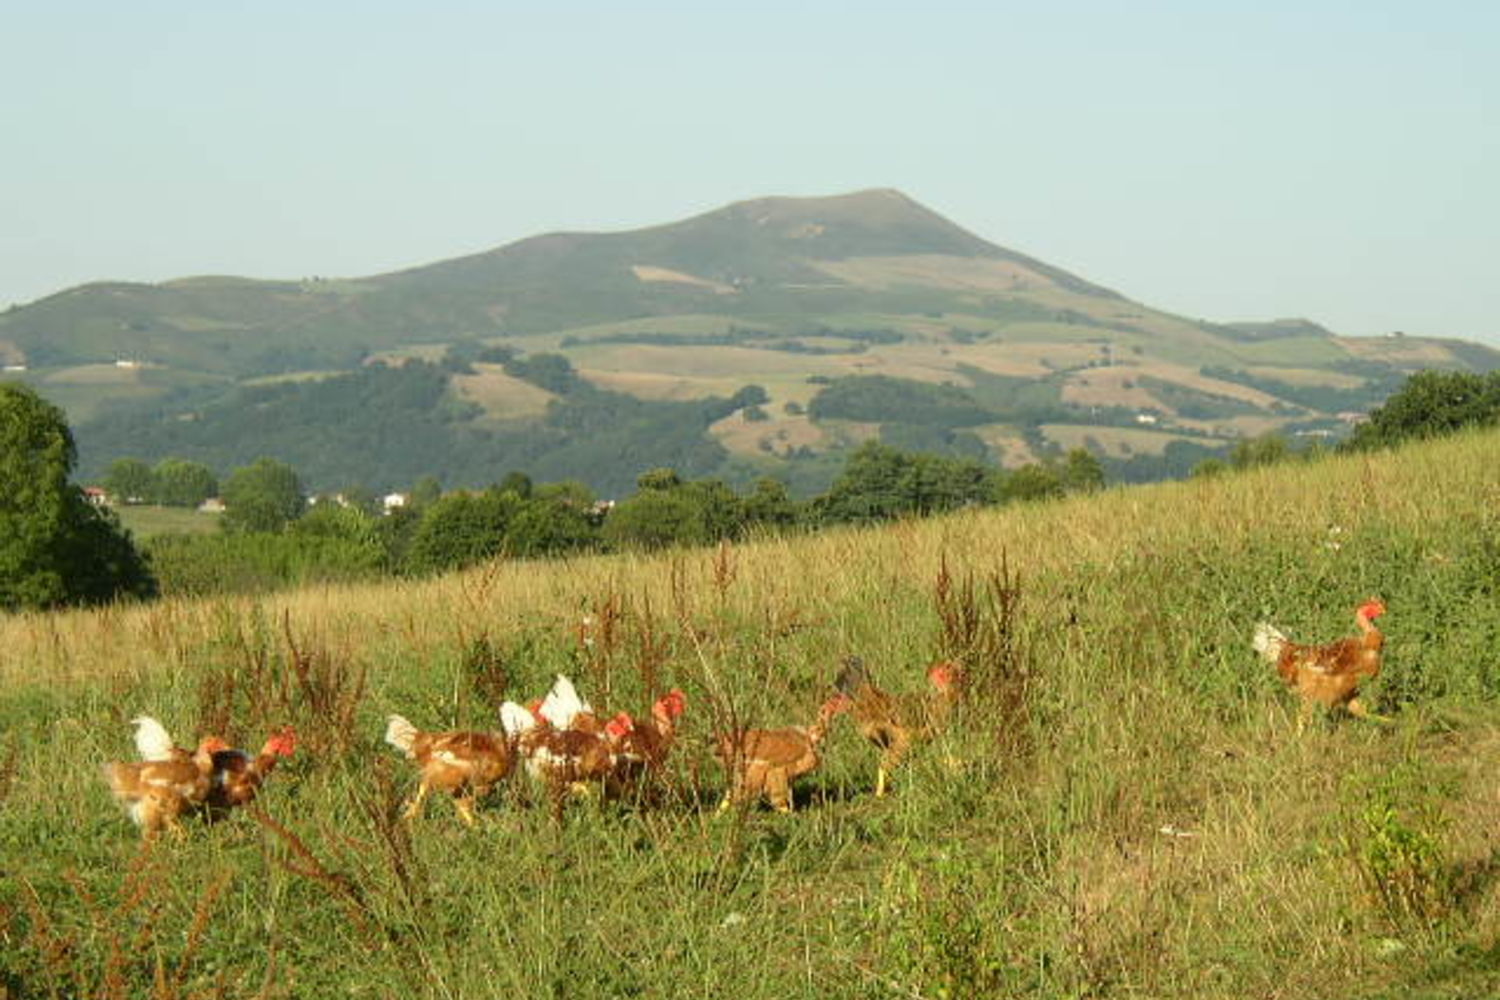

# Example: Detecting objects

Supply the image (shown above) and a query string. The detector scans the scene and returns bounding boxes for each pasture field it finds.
[114,504,222,539]
[3,430,1500,998]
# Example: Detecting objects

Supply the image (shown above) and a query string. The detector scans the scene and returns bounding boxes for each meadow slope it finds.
[3,429,1500,998]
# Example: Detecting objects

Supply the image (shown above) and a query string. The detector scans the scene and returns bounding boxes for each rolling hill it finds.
[2,188,1496,493]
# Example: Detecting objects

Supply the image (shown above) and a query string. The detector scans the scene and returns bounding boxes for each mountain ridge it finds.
[2,189,1496,493]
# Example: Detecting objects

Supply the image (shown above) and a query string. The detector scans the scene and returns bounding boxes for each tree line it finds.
[7,368,1499,610]
[125,440,1106,596]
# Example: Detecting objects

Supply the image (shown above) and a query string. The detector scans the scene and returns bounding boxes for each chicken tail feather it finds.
[131,716,177,761]
[540,674,591,730]
[384,715,420,758]
[1252,623,1287,663]
[500,701,537,737]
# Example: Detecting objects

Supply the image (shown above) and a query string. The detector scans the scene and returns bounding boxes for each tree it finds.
[103,457,156,503]
[1346,370,1500,450]
[742,478,799,530]
[404,490,521,574]
[997,463,1063,503]
[0,383,155,610]
[506,497,597,557]
[637,467,683,492]
[221,457,304,533]
[152,458,218,507]
[1060,448,1105,493]
[817,441,913,522]
[497,471,534,499]
[409,475,442,509]
[1229,433,1289,470]
[602,489,710,550]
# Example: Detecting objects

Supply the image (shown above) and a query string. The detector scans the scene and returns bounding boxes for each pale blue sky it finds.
[3,1,1496,343]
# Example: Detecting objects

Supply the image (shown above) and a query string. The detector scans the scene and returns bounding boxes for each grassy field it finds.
[113,504,223,539]
[4,429,1500,997]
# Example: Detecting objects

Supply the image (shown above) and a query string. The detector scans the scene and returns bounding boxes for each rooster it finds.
[102,717,227,839]
[205,726,298,818]
[384,713,518,826]
[1254,597,1389,731]
[834,656,966,797]
[715,694,850,813]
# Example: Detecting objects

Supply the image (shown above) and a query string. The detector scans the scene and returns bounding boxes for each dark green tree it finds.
[817,441,912,522]
[602,489,711,550]
[497,471,534,499]
[0,383,155,610]
[103,457,156,503]
[1060,448,1105,493]
[221,457,305,533]
[742,478,800,530]
[997,463,1064,503]
[506,497,597,557]
[404,490,522,574]
[152,458,218,507]
[1345,370,1500,450]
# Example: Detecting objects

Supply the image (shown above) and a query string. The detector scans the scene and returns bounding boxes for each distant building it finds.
[198,497,226,514]
[2,363,26,372]
[84,486,111,507]
[1134,412,1159,426]
[382,492,409,513]
[115,358,141,369]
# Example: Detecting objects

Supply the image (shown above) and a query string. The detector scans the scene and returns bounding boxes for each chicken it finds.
[102,717,227,839]
[834,656,966,797]
[1254,597,1388,731]
[384,714,517,826]
[205,726,298,817]
[607,689,687,787]
[715,694,850,813]
[502,696,622,808]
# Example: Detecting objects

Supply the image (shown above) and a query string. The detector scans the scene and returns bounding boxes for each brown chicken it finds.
[385,714,516,826]
[1254,598,1388,731]
[205,726,298,818]
[607,689,687,789]
[834,656,966,797]
[102,717,228,839]
[715,694,850,813]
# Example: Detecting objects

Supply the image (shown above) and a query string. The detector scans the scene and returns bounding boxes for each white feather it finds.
[384,714,419,758]
[131,716,177,761]
[500,701,536,737]
[540,674,591,730]
[1252,622,1287,663]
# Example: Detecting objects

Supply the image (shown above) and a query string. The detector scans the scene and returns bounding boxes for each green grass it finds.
[4,429,1500,998]
[113,504,222,539]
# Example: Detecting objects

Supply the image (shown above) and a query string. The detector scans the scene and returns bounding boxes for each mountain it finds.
[2,189,1496,494]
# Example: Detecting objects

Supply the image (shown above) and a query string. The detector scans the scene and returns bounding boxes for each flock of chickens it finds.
[102,598,1388,837]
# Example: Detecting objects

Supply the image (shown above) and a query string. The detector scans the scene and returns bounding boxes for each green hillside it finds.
[2,189,1496,491]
